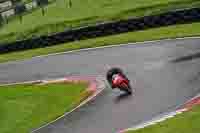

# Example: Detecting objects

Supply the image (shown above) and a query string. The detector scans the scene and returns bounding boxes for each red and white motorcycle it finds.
[106,67,133,95]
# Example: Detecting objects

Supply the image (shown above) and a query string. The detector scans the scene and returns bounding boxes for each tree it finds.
[36,0,48,16]
[69,0,72,8]
[11,0,26,15]
[0,14,3,26]
[14,2,26,15]
[36,0,48,6]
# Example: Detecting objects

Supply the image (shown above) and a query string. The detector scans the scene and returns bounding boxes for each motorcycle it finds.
[106,67,133,94]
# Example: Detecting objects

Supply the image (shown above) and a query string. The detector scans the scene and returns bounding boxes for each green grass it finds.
[126,106,200,133]
[0,0,200,44]
[0,82,89,133]
[0,22,200,63]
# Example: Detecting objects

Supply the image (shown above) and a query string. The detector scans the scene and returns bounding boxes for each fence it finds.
[0,0,51,24]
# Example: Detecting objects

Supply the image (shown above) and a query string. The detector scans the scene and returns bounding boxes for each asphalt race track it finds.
[1,38,200,133]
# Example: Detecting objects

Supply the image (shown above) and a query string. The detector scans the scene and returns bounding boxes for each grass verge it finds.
[0,82,90,133]
[0,0,200,43]
[0,22,200,63]
[126,106,200,133]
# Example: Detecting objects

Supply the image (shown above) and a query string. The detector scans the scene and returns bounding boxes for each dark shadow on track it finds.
[114,92,133,104]
[171,52,200,63]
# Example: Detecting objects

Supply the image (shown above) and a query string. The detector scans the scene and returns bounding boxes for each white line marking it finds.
[2,36,200,64]
[120,92,200,133]
[31,77,106,133]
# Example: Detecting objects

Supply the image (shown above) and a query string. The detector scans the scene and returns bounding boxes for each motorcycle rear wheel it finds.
[119,83,132,95]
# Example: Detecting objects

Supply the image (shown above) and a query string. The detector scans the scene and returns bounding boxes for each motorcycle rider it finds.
[106,67,132,94]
